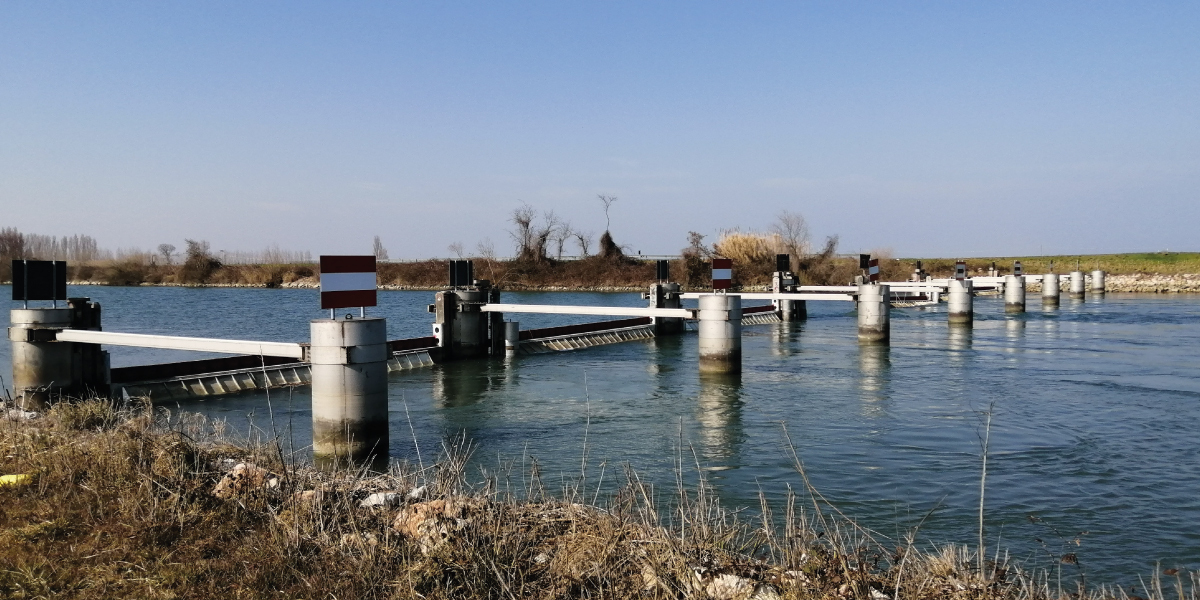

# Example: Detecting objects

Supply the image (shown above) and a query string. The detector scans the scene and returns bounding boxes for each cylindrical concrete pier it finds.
[8,308,74,410]
[310,316,390,470]
[1091,270,1106,295]
[1042,273,1060,306]
[1069,271,1086,299]
[698,294,742,374]
[856,284,890,344]
[1004,275,1026,313]
[778,298,807,321]
[948,279,974,325]
[503,321,520,357]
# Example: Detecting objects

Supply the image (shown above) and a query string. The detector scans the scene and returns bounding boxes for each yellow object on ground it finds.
[0,473,34,486]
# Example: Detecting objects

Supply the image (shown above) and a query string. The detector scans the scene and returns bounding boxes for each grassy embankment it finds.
[5,397,1188,599]
[3,252,1199,291]
[906,253,1200,277]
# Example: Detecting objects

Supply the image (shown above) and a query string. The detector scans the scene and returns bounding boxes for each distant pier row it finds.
[9,256,1106,469]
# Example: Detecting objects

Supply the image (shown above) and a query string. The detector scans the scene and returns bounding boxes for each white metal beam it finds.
[56,329,306,359]
[479,304,695,318]
[679,292,856,301]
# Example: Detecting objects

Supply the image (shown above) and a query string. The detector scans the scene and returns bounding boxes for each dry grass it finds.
[903,253,1200,278]
[2,398,1186,599]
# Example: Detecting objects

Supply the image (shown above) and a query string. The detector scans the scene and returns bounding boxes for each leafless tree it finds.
[0,227,26,259]
[475,237,510,285]
[550,220,573,260]
[770,210,811,264]
[597,194,617,231]
[448,242,465,259]
[573,229,593,257]
[372,235,389,260]
[508,203,558,262]
[158,243,176,265]
[510,202,537,259]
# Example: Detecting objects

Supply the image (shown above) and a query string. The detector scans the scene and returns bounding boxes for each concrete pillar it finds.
[1069,271,1086,299]
[698,294,741,374]
[778,298,807,321]
[948,279,974,326]
[1091,270,1106,295]
[8,308,73,410]
[310,316,389,470]
[503,321,520,357]
[856,284,890,344]
[1004,275,1026,313]
[1042,273,1060,306]
[649,283,685,335]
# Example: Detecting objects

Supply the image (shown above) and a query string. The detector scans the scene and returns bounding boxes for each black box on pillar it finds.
[776,254,790,273]
[656,260,670,282]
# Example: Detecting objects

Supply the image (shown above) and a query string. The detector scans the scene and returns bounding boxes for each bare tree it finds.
[597,194,617,231]
[508,203,557,262]
[157,243,176,265]
[475,237,510,285]
[509,202,537,259]
[770,210,811,264]
[0,227,26,259]
[572,229,593,257]
[448,242,465,259]
[372,235,389,260]
[550,220,572,260]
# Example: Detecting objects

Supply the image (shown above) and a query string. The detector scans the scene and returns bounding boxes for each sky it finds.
[1,2,1198,259]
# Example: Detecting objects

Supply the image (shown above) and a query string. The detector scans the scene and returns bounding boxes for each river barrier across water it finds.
[3,285,1199,585]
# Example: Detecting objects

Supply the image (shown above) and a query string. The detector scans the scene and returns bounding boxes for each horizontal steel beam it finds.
[480,303,695,318]
[680,292,856,301]
[56,329,306,359]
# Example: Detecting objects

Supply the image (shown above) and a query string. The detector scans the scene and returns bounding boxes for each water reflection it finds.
[649,334,685,376]
[772,321,804,356]
[858,345,890,411]
[695,373,744,467]
[432,359,502,408]
[948,326,972,366]
[1005,317,1026,339]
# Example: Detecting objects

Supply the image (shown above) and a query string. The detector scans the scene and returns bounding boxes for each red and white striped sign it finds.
[868,258,880,283]
[320,255,377,310]
[712,258,732,290]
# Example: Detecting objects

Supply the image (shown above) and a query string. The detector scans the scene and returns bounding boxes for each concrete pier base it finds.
[1091,270,1106,295]
[1042,273,1061,306]
[1004,275,1026,313]
[948,279,974,326]
[777,299,807,321]
[310,316,389,471]
[698,294,742,374]
[856,284,890,344]
[1069,271,1086,300]
[9,308,74,410]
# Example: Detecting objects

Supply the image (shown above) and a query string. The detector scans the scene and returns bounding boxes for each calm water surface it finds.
[3,285,1198,584]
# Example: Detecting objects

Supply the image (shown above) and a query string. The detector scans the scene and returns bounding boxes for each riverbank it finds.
[6,252,1200,292]
[3,397,1171,599]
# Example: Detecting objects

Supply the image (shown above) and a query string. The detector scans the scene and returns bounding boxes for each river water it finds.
[3,285,1199,585]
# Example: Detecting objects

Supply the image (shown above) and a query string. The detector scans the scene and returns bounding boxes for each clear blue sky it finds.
[2,2,1197,258]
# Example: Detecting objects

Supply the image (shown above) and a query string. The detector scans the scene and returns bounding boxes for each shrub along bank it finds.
[3,252,1199,291]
